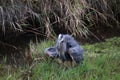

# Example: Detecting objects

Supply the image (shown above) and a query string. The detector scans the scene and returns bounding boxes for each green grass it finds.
[0,37,120,80]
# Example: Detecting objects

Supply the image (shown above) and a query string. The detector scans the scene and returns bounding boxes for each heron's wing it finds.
[69,47,84,64]
[45,46,59,58]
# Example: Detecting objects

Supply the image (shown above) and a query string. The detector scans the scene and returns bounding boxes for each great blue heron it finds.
[45,34,84,64]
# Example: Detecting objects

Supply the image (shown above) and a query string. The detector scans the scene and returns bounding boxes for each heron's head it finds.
[56,34,67,51]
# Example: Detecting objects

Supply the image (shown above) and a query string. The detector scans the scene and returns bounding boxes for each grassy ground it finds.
[0,37,120,80]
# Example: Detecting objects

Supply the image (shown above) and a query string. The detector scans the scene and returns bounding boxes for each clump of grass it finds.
[28,37,120,80]
[1,37,120,80]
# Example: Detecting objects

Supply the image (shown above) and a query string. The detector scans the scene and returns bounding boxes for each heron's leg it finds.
[68,48,76,66]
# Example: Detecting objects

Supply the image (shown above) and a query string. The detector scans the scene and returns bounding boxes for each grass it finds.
[0,37,120,80]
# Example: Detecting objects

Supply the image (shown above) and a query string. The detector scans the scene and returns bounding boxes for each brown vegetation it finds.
[0,0,119,40]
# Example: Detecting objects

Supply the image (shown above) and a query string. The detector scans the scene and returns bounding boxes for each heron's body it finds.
[45,34,84,64]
